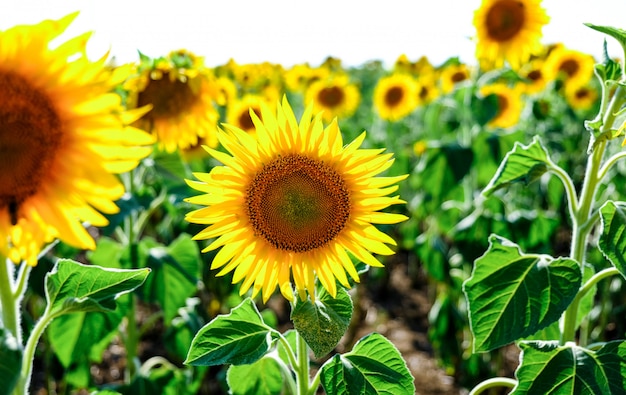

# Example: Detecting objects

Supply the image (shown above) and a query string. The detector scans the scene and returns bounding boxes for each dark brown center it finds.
[384,86,405,107]
[318,86,345,108]
[137,72,197,120]
[485,0,526,42]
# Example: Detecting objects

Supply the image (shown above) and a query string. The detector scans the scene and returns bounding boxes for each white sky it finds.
[0,0,624,68]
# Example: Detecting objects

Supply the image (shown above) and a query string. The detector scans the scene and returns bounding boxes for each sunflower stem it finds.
[295,331,312,395]
[17,306,54,395]
[0,257,21,345]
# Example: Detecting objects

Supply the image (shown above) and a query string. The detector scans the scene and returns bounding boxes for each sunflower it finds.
[518,58,549,94]
[124,49,220,153]
[226,94,274,135]
[416,75,440,106]
[480,83,524,128]
[185,97,408,302]
[543,46,595,88]
[304,75,361,122]
[373,73,419,121]
[564,83,599,111]
[439,63,472,94]
[0,13,154,266]
[473,0,549,70]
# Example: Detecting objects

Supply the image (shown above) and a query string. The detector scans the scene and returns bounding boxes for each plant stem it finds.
[17,308,54,395]
[468,377,517,395]
[0,257,21,345]
[295,332,311,395]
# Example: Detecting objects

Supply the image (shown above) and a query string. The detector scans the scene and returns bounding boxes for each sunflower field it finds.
[2,1,626,394]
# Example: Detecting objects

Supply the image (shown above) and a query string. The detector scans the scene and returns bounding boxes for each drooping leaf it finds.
[598,200,626,278]
[226,356,284,395]
[320,333,415,395]
[482,137,552,196]
[184,298,272,366]
[0,328,21,394]
[463,235,581,352]
[585,23,626,56]
[45,259,150,318]
[291,286,353,358]
[513,340,626,394]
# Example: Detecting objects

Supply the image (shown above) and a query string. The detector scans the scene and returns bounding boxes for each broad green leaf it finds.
[598,201,626,278]
[320,333,415,395]
[513,340,626,394]
[463,235,581,352]
[48,311,122,368]
[291,286,353,358]
[226,356,284,395]
[45,259,150,317]
[0,328,21,394]
[143,234,202,321]
[184,298,272,366]
[482,137,552,196]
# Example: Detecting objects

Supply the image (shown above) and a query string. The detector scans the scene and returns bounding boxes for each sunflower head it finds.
[304,75,361,122]
[373,73,419,121]
[123,49,221,153]
[185,97,408,302]
[480,83,524,128]
[0,13,154,265]
[543,46,596,88]
[473,0,550,70]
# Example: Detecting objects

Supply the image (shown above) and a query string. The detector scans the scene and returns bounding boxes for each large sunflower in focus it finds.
[474,0,549,70]
[0,13,153,265]
[304,75,361,123]
[373,73,419,121]
[185,97,408,302]
[124,49,220,153]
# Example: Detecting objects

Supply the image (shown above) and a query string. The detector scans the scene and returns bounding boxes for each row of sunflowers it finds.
[2,0,626,394]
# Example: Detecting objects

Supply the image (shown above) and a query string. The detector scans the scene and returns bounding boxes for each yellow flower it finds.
[0,13,154,265]
[185,97,408,302]
[480,83,524,128]
[373,73,419,121]
[473,0,549,70]
[564,83,598,111]
[226,94,274,134]
[543,46,595,88]
[416,76,440,106]
[439,63,472,94]
[125,49,220,153]
[518,59,549,94]
[304,75,361,122]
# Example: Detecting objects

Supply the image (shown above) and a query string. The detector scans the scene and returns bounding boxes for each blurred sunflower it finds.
[373,73,419,121]
[543,46,595,88]
[304,75,361,122]
[439,63,472,94]
[564,83,598,111]
[124,49,220,153]
[416,76,440,106]
[480,83,524,128]
[0,13,153,265]
[226,94,274,135]
[185,97,408,302]
[473,0,549,70]
[518,59,549,94]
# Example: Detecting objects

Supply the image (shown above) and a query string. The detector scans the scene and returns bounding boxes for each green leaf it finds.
[184,298,272,366]
[0,328,22,394]
[585,23,626,56]
[143,234,202,322]
[48,311,122,368]
[598,201,626,278]
[513,340,626,394]
[226,356,284,395]
[291,286,353,358]
[45,259,150,317]
[482,137,552,197]
[320,333,415,395]
[463,235,581,352]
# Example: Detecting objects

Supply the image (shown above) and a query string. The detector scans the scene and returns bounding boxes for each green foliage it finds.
[0,328,22,394]
[320,333,415,394]
[185,298,274,366]
[226,357,284,395]
[599,201,626,278]
[513,341,626,394]
[463,235,581,352]
[291,286,353,358]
